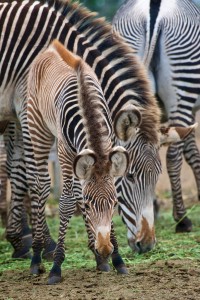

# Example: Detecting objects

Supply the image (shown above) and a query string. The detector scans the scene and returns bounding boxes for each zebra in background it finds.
[0,0,162,257]
[112,0,200,233]
[26,39,131,284]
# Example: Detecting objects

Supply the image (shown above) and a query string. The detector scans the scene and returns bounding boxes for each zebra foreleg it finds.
[0,138,8,227]
[29,175,52,275]
[21,124,55,275]
[183,132,200,201]
[110,221,128,274]
[41,221,57,261]
[166,142,192,233]
[21,202,32,250]
[48,180,76,285]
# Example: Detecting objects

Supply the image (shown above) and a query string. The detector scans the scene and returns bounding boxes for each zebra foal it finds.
[26,40,130,284]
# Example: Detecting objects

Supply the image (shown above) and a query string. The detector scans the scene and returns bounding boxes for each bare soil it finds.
[1,260,200,300]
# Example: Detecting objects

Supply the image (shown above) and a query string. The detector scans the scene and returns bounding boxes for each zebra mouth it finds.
[94,247,113,259]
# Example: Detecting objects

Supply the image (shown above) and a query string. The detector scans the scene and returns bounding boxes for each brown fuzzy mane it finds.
[51,39,80,70]
[76,61,112,170]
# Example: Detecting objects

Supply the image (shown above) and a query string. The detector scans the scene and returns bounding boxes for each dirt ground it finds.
[1,259,200,300]
[1,116,200,300]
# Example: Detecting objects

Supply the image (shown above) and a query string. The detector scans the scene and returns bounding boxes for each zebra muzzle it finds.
[95,232,114,258]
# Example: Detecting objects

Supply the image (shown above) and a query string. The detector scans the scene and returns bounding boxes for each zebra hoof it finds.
[30,264,46,275]
[42,240,57,261]
[95,253,110,272]
[112,253,127,274]
[175,216,192,233]
[116,265,128,275]
[96,263,111,272]
[48,275,62,285]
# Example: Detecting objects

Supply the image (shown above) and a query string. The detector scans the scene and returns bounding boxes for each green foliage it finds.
[1,204,200,273]
[82,0,123,21]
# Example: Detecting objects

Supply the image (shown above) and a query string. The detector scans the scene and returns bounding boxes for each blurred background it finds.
[83,0,200,21]
[83,0,123,21]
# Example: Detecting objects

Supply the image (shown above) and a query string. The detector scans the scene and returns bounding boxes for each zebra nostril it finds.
[135,241,143,254]
[136,241,141,249]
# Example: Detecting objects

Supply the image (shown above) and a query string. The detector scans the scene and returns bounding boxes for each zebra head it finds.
[114,104,197,254]
[73,147,129,258]
[113,103,160,253]
[116,135,161,254]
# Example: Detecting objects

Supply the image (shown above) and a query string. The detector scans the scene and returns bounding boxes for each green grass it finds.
[1,203,200,273]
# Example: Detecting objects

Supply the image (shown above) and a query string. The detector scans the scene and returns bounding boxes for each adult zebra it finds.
[112,0,200,232]
[0,0,192,260]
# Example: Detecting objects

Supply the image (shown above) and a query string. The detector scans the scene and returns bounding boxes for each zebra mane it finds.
[51,38,112,168]
[51,39,80,69]
[76,60,112,171]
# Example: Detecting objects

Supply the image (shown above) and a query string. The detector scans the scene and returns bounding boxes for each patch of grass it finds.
[1,204,200,273]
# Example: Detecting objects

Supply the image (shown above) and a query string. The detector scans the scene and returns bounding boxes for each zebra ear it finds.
[73,149,96,179]
[159,123,198,145]
[109,146,129,177]
[113,104,141,142]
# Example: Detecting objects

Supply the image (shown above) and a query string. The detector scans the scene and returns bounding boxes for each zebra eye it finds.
[85,202,90,210]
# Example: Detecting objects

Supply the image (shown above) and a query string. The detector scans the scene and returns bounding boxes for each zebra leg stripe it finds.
[166,142,192,233]
[183,131,200,200]
[0,138,7,227]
